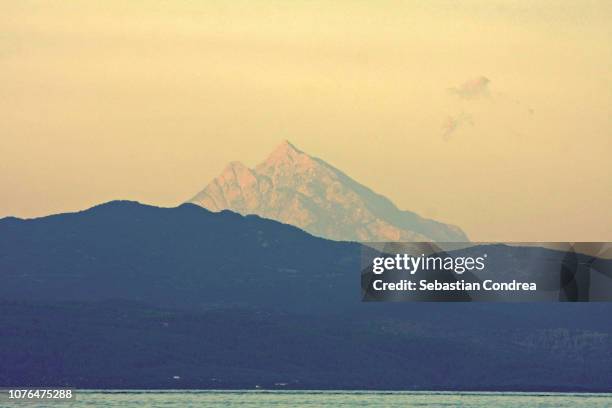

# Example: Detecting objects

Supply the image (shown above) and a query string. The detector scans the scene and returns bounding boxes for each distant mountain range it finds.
[188,141,467,242]
[1,201,611,391]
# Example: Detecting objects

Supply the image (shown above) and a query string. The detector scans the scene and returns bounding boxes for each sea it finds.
[5,390,611,407]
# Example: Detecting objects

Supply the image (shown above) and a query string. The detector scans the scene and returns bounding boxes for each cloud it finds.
[449,76,491,99]
[442,116,460,140]
[441,113,473,141]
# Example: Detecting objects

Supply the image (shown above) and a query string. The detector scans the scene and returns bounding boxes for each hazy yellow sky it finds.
[1,1,611,241]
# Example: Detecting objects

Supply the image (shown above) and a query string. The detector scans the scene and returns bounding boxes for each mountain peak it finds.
[189,142,468,242]
[277,140,301,154]
[264,140,307,165]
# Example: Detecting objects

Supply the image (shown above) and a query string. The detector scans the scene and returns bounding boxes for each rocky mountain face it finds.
[189,141,467,242]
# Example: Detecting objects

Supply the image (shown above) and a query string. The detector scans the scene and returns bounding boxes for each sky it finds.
[1,0,611,241]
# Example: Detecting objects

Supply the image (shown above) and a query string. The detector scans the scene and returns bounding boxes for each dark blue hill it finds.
[0,201,611,390]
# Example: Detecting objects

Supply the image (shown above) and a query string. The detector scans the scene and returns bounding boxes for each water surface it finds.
[12,390,610,407]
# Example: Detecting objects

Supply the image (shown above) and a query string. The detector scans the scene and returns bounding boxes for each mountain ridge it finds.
[1,200,612,390]
[189,141,468,242]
